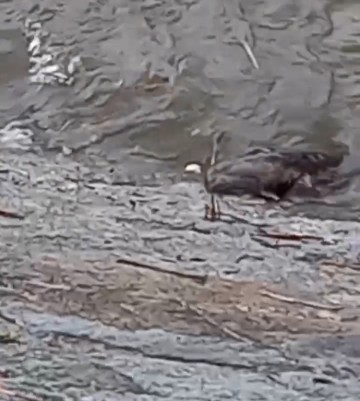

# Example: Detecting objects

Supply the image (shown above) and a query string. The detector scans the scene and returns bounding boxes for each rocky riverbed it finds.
[0,150,360,400]
[1,0,360,400]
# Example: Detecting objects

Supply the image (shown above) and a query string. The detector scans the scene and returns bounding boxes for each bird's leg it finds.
[204,194,221,221]
[204,203,210,220]
[215,198,221,219]
[204,198,213,220]
[210,194,216,220]
[203,131,226,221]
[204,196,214,220]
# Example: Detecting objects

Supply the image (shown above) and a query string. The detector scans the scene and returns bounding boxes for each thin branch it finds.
[260,289,343,311]
[257,230,323,242]
[0,382,44,401]
[115,257,208,285]
[241,39,259,70]
[178,298,251,343]
[0,382,14,397]
[321,259,360,272]
[0,208,24,220]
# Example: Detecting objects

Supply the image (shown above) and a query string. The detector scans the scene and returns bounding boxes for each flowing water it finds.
[1,0,360,400]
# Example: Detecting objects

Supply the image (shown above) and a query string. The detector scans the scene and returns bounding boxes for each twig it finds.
[241,39,259,70]
[0,382,43,401]
[321,260,360,273]
[178,299,249,342]
[0,286,35,302]
[0,208,24,220]
[6,389,43,401]
[130,147,179,162]
[115,257,208,285]
[27,280,71,291]
[1,371,44,399]
[0,382,15,397]
[257,229,322,242]
[260,289,343,311]
[118,302,144,326]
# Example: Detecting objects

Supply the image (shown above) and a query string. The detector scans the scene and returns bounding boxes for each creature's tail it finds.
[312,167,360,191]
[343,167,360,180]
[281,150,344,175]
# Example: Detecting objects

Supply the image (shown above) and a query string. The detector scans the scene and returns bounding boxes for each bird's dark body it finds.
[204,148,344,201]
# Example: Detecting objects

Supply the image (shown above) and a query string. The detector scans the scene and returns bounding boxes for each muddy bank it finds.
[0,151,360,399]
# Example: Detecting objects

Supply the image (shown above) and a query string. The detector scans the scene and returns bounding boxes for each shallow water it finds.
[1,0,360,400]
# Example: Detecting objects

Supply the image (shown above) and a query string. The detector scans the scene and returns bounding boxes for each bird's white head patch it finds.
[184,163,202,174]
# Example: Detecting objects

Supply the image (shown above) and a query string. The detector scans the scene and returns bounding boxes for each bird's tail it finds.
[312,166,360,191]
[342,167,360,179]
[281,150,344,174]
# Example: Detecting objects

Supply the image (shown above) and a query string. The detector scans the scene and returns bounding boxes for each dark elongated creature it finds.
[185,134,345,220]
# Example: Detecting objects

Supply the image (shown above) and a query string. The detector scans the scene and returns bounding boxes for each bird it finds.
[184,135,345,221]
